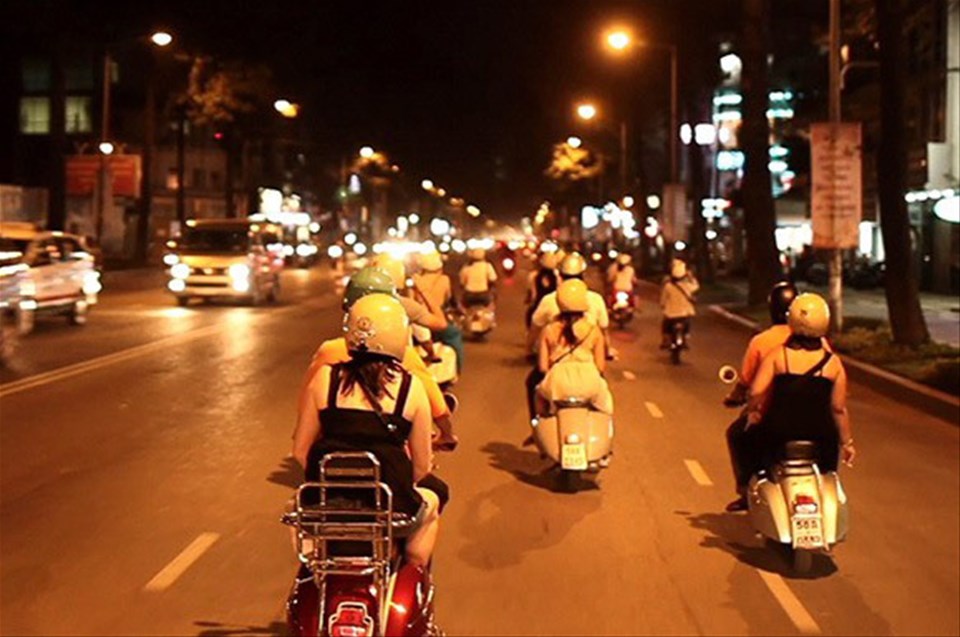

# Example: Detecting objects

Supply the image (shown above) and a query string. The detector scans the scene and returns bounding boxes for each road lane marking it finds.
[644,401,664,418]
[0,324,223,398]
[757,570,822,635]
[683,459,714,486]
[622,370,637,381]
[144,532,220,592]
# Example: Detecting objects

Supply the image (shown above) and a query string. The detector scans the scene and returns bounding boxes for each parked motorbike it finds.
[283,452,443,637]
[531,398,613,492]
[720,367,849,574]
[609,290,635,329]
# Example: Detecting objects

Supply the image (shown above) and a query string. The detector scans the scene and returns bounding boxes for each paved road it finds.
[1,264,957,636]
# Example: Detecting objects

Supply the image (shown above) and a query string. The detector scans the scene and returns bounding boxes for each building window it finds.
[65,63,94,91]
[193,169,206,189]
[210,171,223,189]
[19,97,51,134]
[166,168,179,191]
[65,96,92,134]
[22,59,51,92]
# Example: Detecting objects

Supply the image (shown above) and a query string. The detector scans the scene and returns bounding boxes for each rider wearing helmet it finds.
[525,250,559,328]
[607,253,637,295]
[745,293,855,481]
[534,279,613,416]
[412,251,465,372]
[296,267,458,451]
[372,254,449,333]
[294,294,445,567]
[459,248,497,308]
[659,258,699,349]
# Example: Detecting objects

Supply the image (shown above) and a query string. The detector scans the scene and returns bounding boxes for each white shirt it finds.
[532,289,609,330]
[609,265,636,292]
[459,261,497,293]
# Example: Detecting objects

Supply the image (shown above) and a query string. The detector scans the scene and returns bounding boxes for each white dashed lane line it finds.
[144,532,221,592]
[683,459,714,486]
[757,570,823,635]
[644,401,664,418]
[622,370,637,381]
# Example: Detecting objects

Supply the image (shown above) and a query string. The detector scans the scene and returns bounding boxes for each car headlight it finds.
[20,279,36,298]
[82,271,102,296]
[228,264,251,280]
[163,253,180,266]
[168,278,186,293]
[170,263,191,279]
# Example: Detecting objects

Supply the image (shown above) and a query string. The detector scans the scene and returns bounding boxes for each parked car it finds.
[163,219,285,306]
[0,223,102,334]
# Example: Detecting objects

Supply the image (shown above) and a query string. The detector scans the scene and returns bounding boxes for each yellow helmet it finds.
[539,251,559,270]
[417,250,443,273]
[372,254,406,290]
[557,278,589,313]
[467,248,486,261]
[345,293,410,360]
[616,253,632,266]
[788,293,830,338]
[559,252,587,278]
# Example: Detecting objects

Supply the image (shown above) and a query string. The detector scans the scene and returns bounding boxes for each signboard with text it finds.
[811,123,862,249]
[66,154,142,198]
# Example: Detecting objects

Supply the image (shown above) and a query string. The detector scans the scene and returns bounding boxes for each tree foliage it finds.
[544,141,603,184]
[184,57,273,127]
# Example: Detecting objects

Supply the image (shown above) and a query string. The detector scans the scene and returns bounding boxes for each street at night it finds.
[2,1,959,635]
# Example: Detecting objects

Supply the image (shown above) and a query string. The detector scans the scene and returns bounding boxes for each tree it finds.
[544,141,603,184]
[739,0,783,304]
[874,0,929,345]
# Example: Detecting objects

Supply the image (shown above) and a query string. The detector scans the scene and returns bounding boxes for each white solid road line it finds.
[757,570,823,635]
[144,532,220,592]
[644,401,664,418]
[683,459,714,486]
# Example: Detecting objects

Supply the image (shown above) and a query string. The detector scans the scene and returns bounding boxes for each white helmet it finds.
[345,293,410,360]
[557,278,589,313]
[559,252,587,278]
[616,253,632,266]
[417,250,443,273]
[670,258,687,279]
[467,248,486,261]
[372,254,406,290]
[788,293,830,338]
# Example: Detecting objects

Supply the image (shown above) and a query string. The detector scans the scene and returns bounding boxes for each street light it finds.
[567,136,583,149]
[150,31,173,47]
[421,179,434,191]
[576,103,597,121]
[359,146,375,159]
[574,101,629,196]
[273,99,299,118]
[605,29,632,52]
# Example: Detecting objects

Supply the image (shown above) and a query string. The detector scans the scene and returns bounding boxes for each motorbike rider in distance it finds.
[535,279,614,417]
[607,253,637,298]
[295,267,458,451]
[746,293,856,481]
[526,250,559,329]
[412,250,465,373]
[660,258,699,349]
[294,293,445,567]
[459,248,498,310]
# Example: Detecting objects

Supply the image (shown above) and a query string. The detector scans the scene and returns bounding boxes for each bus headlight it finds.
[163,253,180,266]
[170,263,191,279]
[168,278,187,293]
[228,264,251,280]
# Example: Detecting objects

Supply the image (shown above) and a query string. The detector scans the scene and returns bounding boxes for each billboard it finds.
[811,123,862,249]
[66,154,142,198]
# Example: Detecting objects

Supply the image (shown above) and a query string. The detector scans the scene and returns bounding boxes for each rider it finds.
[535,279,614,416]
[745,293,856,481]
[607,253,637,305]
[659,258,699,349]
[293,293,445,567]
[373,254,449,333]
[296,267,458,451]
[412,250,465,372]
[459,247,497,309]
[525,250,559,329]
[723,281,798,511]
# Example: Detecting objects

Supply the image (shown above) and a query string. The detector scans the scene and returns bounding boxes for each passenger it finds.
[458,248,497,309]
[412,250,465,372]
[294,294,445,567]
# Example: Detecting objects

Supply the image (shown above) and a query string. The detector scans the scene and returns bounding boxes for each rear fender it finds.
[818,471,849,545]
[748,477,792,543]
[385,563,433,636]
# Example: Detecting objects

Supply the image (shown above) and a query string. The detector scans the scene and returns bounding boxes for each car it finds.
[0,223,102,334]
[163,218,285,306]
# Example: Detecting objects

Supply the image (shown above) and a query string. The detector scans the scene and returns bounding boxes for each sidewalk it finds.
[712,278,959,347]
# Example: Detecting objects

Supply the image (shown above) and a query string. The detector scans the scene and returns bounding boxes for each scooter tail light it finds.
[793,494,819,514]
[616,291,630,303]
[328,601,375,637]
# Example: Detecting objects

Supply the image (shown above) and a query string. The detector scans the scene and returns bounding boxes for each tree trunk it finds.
[740,0,782,304]
[875,0,929,345]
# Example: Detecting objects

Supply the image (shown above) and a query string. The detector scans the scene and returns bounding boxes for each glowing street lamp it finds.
[150,31,173,47]
[566,136,583,149]
[421,179,434,191]
[359,146,375,159]
[576,103,597,121]
[273,99,299,118]
[605,30,632,52]
[98,141,115,155]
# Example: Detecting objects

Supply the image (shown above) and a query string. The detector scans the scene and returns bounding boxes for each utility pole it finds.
[136,77,155,264]
[619,121,628,195]
[669,45,679,183]
[96,51,112,244]
[828,0,844,332]
[176,105,186,224]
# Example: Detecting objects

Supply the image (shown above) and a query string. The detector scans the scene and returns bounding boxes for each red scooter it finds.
[283,452,442,636]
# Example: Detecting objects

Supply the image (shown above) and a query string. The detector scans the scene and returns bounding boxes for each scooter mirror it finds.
[718,365,739,384]
[443,392,459,414]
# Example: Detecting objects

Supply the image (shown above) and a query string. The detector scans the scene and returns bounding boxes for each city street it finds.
[1,265,957,636]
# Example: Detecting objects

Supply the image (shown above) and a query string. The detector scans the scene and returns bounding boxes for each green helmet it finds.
[343,267,397,311]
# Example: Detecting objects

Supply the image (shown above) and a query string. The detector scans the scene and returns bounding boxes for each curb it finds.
[709,304,960,425]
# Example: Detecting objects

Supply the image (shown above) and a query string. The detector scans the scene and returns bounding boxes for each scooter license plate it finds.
[561,444,588,470]
[791,515,824,549]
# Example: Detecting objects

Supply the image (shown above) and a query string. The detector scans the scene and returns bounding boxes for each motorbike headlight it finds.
[162,253,180,266]
[19,279,36,298]
[170,263,191,279]
[503,257,515,269]
[228,264,251,280]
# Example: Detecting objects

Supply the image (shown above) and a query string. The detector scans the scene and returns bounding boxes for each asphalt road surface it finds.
[2,263,958,636]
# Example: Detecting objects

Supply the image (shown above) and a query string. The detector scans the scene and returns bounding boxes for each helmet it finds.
[670,258,687,279]
[559,252,587,278]
[467,248,486,261]
[616,253,632,266]
[768,281,799,325]
[343,267,397,311]
[788,293,830,338]
[539,251,559,270]
[417,251,443,273]
[372,254,406,290]
[345,293,410,361]
[557,278,589,313]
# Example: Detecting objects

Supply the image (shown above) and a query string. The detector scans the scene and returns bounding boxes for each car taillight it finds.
[329,601,375,637]
[793,494,819,514]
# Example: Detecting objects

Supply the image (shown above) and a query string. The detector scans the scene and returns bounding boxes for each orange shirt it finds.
[740,324,833,385]
[299,338,449,422]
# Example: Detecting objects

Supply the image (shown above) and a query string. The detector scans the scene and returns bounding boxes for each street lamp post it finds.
[828,0,844,332]
[575,102,629,196]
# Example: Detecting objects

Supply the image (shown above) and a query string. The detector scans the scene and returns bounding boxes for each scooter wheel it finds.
[792,548,813,574]
[560,470,580,493]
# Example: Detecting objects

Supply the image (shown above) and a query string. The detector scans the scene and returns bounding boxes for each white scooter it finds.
[457,301,495,340]
[531,398,613,492]
[411,324,458,390]
[720,365,849,574]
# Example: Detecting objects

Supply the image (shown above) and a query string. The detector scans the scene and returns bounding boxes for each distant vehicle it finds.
[249,211,319,268]
[0,223,102,334]
[163,219,284,306]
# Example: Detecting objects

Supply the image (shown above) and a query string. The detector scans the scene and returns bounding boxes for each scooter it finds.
[459,302,495,340]
[609,290,635,329]
[283,452,443,637]
[667,318,687,365]
[719,366,849,574]
[411,325,458,391]
[531,398,613,492]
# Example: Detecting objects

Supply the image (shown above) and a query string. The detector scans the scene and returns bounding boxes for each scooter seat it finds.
[553,397,590,410]
[783,440,818,461]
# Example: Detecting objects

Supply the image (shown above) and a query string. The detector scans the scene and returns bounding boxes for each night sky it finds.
[7,0,751,220]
